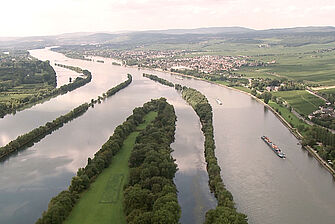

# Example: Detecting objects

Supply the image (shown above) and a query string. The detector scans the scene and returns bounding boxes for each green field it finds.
[317,87,335,94]
[273,90,324,116]
[0,84,51,102]
[232,86,252,93]
[231,47,335,86]
[268,100,309,132]
[64,111,157,224]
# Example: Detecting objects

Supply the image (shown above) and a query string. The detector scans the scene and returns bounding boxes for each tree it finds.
[262,92,272,104]
[251,89,257,96]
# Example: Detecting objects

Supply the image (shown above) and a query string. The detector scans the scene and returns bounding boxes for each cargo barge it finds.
[261,136,286,158]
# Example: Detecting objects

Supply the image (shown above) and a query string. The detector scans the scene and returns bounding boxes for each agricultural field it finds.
[238,50,335,86]
[0,84,52,102]
[64,111,157,224]
[317,87,335,95]
[273,90,325,116]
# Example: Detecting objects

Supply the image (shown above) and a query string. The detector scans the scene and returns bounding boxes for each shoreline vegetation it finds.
[143,74,248,223]
[214,80,335,177]
[36,98,180,224]
[144,68,335,177]
[0,63,92,119]
[0,74,132,161]
[64,111,158,224]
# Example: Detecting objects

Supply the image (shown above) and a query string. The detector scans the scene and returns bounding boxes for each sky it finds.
[0,0,335,37]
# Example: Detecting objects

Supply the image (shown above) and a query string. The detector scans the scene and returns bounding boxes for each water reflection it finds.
[1,49,335,224]
[0,49,216,224]
[147,71,335,224]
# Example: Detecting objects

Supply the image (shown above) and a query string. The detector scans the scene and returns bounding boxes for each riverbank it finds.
[140,66,335,178]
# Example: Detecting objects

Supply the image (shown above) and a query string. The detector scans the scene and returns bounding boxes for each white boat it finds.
[175,76,183,80]
[216,99,222,105]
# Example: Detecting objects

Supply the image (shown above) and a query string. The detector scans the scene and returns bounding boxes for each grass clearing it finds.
[64,111,157,224]
[273,90,324,115]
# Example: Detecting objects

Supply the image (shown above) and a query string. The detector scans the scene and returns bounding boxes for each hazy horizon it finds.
[1,0,335,37]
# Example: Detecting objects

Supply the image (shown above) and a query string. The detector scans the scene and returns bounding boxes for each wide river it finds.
[0,48,334,224]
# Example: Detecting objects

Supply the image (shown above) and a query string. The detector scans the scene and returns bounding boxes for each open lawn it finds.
[64,111,157,224]
[273,90,324,116]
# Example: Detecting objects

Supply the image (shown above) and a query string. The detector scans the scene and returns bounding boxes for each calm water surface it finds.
[0,49,215,224]
[150,72,335,224]
[0,48,334,224]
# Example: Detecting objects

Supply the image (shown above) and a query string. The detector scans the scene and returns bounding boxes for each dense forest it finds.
[0,74,132,160]
[124,98,180,223]
[35,98,179,224]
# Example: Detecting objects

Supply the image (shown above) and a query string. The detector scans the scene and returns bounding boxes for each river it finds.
[0,48,334,224]
[0,48,215,224]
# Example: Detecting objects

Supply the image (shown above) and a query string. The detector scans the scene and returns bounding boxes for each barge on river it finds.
[261,136,286,158]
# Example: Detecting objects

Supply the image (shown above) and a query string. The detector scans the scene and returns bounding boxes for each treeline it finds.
[124,98,180,224]
[181,87,247,224]
[0,103,89,160]
[35,98,175,224]
[302,126,335,168]
[55,63,83,73]
[106,74,132,97]
[143,73,174,87]
[0,74,132,160]
[311,116,335,130]
[0,68,92,118]
[143,74,248,223]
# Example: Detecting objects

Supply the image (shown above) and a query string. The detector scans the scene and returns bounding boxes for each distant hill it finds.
[138,26,255,35]
[1,26,335,49]
[259,26,335,34]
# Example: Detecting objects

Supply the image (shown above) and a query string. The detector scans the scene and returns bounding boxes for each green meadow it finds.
[268,100,309,132]
[64,111,157,224]
[273,90,324,116]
